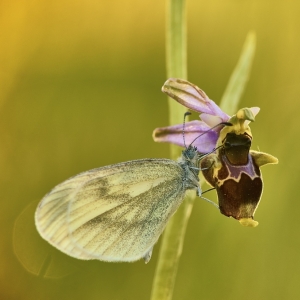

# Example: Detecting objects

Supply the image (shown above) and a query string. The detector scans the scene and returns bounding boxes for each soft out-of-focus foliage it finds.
[1,1,298,299]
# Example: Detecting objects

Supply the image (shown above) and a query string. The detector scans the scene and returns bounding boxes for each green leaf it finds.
[219,31,256,115]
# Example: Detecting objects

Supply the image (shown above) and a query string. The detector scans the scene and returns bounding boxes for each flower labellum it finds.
[153,78,278,227]
[200,108,278,227]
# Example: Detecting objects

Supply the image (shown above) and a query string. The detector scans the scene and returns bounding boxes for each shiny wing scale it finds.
[35,159,186,262]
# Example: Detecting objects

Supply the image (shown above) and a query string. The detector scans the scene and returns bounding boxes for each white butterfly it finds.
[35,145,205,264]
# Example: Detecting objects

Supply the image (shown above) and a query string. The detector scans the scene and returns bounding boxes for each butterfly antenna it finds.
[190,122,232,147]
[183,111,191,149]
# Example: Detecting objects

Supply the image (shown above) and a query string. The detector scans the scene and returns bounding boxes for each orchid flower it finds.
[153,78,278,227]
[153,78,259,152]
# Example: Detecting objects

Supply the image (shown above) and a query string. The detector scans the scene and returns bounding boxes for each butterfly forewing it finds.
[35,159,187,262]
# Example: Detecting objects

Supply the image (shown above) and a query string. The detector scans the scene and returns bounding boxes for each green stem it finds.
[150,1,190,300]
[165,0,187,142]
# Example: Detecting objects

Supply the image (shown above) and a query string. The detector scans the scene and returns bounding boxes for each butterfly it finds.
[35,110,233,264]
[35,141,215,264]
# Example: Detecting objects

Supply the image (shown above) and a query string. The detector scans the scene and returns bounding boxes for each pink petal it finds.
[162,78,229,121]
[200,113,228,127]
[153,120,219,152]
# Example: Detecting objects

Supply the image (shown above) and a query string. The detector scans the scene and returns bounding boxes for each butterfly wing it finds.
[35,159,187,262]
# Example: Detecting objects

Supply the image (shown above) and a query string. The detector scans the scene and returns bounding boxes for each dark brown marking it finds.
[223,133,251,165]
[217,173,262,220]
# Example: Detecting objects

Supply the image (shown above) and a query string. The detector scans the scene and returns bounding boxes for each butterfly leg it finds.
[200,195,219,209]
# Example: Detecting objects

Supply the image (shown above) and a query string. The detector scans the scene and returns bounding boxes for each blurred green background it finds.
[1,0,298,299]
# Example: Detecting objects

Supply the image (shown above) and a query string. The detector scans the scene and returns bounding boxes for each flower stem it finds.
[150,1,191,300]
[165,0,187,144]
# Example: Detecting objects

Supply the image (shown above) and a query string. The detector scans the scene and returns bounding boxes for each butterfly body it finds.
[35,146,201,263]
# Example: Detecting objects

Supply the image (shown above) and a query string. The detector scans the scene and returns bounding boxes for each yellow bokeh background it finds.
[1,1,299,299]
